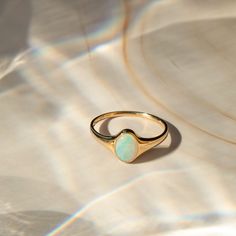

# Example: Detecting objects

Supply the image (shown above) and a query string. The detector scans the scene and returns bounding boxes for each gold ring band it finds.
[90,111,168,163]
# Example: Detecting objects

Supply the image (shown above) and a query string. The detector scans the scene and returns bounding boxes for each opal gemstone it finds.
[115,133,138,162]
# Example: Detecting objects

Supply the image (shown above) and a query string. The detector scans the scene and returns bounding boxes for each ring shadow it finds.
[99,119,182,164]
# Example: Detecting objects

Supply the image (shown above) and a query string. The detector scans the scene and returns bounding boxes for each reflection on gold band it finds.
[90,111,168,163]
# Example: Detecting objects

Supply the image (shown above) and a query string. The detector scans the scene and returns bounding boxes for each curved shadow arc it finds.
[134,121,182,163]
[121,1,236,145]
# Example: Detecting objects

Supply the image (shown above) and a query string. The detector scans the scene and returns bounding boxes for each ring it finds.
[90,111,168,163]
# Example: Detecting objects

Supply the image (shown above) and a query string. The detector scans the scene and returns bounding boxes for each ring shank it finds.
[90,111,168,142]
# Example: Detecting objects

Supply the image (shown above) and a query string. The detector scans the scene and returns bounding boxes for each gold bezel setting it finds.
[114,129,139,163]
[90,111,168,163]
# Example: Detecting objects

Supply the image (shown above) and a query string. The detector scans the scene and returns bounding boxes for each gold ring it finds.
[90,111,168,163]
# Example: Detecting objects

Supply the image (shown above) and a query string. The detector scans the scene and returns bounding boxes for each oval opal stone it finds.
[115,133,138,162]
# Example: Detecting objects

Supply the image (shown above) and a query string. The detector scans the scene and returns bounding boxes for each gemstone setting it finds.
[115,132,138,162]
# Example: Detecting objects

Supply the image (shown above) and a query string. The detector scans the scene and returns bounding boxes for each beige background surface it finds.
[0,0,235,235]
